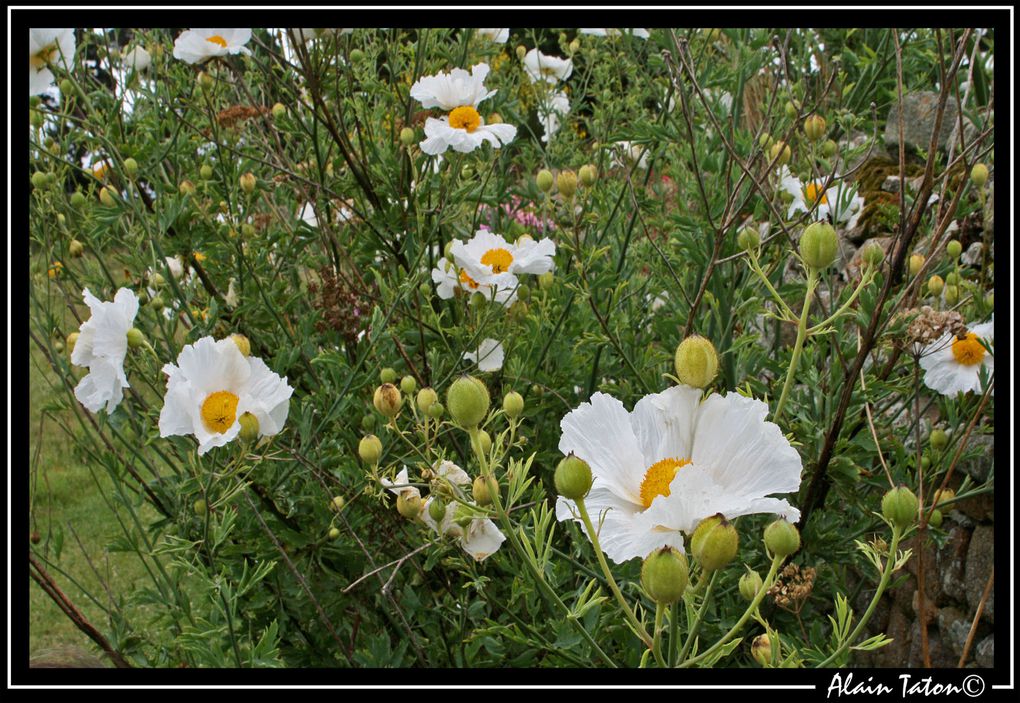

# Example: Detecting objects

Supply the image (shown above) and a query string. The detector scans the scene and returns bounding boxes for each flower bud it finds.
[929,509,943,528]
[126,327,146,349]
[328,526,341,540]
[557,170,578,198]
[770,141,791,166]
[737,226,760,252]
[240,172,257,194]
[358,434,383,464]
[123,157,138,178]
[803,114,827,142]
[416,387,438,414]
[194,498,207,516]
[758,132,773,149]
[943,285,959,306]
[477,429,492,455]
[487,113,502,125]
[751,634,774,667]
[380,367,398,384]
[763,518,800,557]
[198,71,214,90]
[472,475,493,506]
[502,391,524,419]
[361,414,375,431]
[970,163,988,188]
[178,180,196,196]
[929,428,948,451]
[200,164,214,180]
[946,239,962,260]
[271,102,286,119]
[399,375,417,396]
[945,271,960,286]
[739,568,764,602]
[691,513,738,571]
[69,239,85,258]
[881,485,919,529]
[861,241,884,270]
[536,169,554,192]
[400,127,415,146]
[397,493,422,519]
[149,295,165,311]
[70,191,86,208]
[349,48,365,62]
[579,164,597,187]
[674,335,719,389]
[426,401,445,420]
[785,100,799,119]
[230,333,251,357]
[60,78,74,95]
[238,411,259,444]
[821,139,838,158]
[933,488,955,506]
[331,495,346,512]
[908,253,925,277]
[66,332,80,356]
[554,453,592,500]
[640,547,690,604]
[799,221,838,271]
[373,383,402,418]
[447,376,490,427]
[538,271,554,290]
[99,186,117,207]
[569,39,581,54]
[516,45,527,61]
[428,496,447,523]
[926,275,944,297]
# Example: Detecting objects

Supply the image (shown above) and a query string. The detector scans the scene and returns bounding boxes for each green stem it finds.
[677,568,718,662]
[652,602,667,668]
[773,270,818,424]
[667,600,680,667]
[747,250,796,320]
[574,497,654,649]
[808,269,875,334]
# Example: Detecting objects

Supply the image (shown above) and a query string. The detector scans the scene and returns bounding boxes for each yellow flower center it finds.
[459,269,480,289]
[951,332,986,366]
[448,105,481,133]
[639,457,692,509]
[201,390,239,434]
[92,161,110,180]
[31,42,61,69]
[804,182,828,206]
[206,34,229,48]
[480,248,514,273]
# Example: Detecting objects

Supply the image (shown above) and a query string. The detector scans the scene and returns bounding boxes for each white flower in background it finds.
[291,28,353,43]
[612,141,650,170]
[779,167,865,229]
[555,385,803,564]
[431,256,520,306]
[411,63,516,155]
[463,338,505,373]
[451,229,556,288]
[298,202,318,228]
[30,28,75,96]
[433,459,472,487]
[81,151,113,181]
[420,495,506,562]
[122,45,152,72]
[381,466,421,501]
[475,28,509,43]
[919,318,994,396]
[579,28,650,39]
[538,90,571,143]
[522,48,573,84]
[173,29,252,64]
[159,336,293,455]
[71,288,139,413]
[224,278,240,309]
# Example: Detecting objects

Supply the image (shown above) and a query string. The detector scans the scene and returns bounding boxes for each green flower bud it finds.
[178,180,196,196]
[31,171,49,189]
[751,633,774,667]
[933,488,955,506]
[763,518,801,557]
[739,568,764,602]
[881,485,919,529]
[200,164,214,180]
[536,168,554,192]
[908,253,925,277]
[554,453,592,500]
[426,401,445,420]
[428,496,447,523]
[970,163,988,188]
[397,493,422,519]
[328,526,341,540]
[400,375,417,395]
[538,271,554,290]
[416,387,438,414]
[944,271,960,286]
[569,39,581,54]
[194,498,207,516]
[400,127,415,146]
[984,291,994,307]
[579,164,597,187]
[373,383,402,418]
[31,110,45,128]
[380,367,398,384]
[674,335,719,389]
[770,141,792,166]
[803,114,827,142]
[349,48,365,62]
[149,295,165,312]
[358,434,383,464]
[943,285,959,306]
[331,495,346,512]
[785,100,799,119]
[502,391,524,419]
[60,78,74,95]
[516,45,527,61]
[272,102,286,119]
[927,275,944,297]
[447,376,490,428]
[821,139,838,158]
[238,412,259,444]
[946,239,962,260]
[640,546,690,604]
[69,239,85,258]
[239,172,257,194]
[125,327,146,349]
[861,241,884,270]
[929,428,948,451]
[70,191,86,208]
[230,333,251,357]
[123,157,138,178]
[929,508,943,529]
[472,475,493,506]
[758,132,773,149]
[690,513,738,571]
[557,170,578,198]
[99,186,118,207]
[198,71,214,90]
[737,226,760,252]
[799,221,839,271]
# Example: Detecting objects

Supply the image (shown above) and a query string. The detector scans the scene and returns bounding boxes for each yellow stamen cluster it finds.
[804,182,828,206]
[480,248,514,274]
[459,269,480,289]
[640,457,692,509]
[201,390,239,433]
[951,332,986,366]
[448,105,481,133]
[31,43,61,69]
[206,35,229,48]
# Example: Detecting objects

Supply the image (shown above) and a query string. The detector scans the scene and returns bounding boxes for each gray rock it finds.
[882,175,902,193]
[964,525,994,623]
[936,606,970,657]
[884,91,960,153]
[937,524,971,602]
[948,110,992,154]
[960,433,994,483]
[975,634,994,668]
[960,241,984,267]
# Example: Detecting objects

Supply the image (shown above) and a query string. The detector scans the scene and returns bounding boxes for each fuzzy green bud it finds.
[349,48,365,62]
[31,110,45,128]
[477,429,492,455]
[799,222,839,271]
[68,239,85,258]
[197,71,214,90]
[200,164,213,180]
[821,139,838,158]
[70,191,86,208]
[397,493,422,520]
[970,163,988,188]
[447,376,490,428]
[515,45,527,61]
[785,100,799,119]
[426,401,445,420]
[416,387,438,414]
[554,454,592,500]
[125,327,146,349]
[380,367,398,384]
[640,547,690,604]
[400,375,417,395]
[929,508,943,528]
[502,391,524,419]
[239,172,257,194]
[331,495,346,512]
[927,275,944,297]
[739,569,764,602]
[358,434,383,464]
[579,164,597,187]
[230,333,251,357]
[770,141,792,166]
[929,428,948,451]
[66,332,80,356]
[238,412,259,444]
[99,186,118,207]
[556,170,577,198]
[271,102,286,119]
[933,488,955,506]
[31,171,49,189]
[60,78,74,95]
[946,239,962,260]
[751,634,774,667]
[943,285,960,306]
[569,39,581,54]
[194,498,207,516]
[908,253,925,277]
[763,518,801,557]
[861,241,885,270]
[538,271,554,290]
[400,127,415,146]
[944,271,960,286]
[690,513,739,571]
[803,114,827,142]
[149,295,165,312]
[123,157,138,178]
[674,335,719,389]
[373,383,402,418]
[758,132,773,150]
[178,180,196,197]
[737,226,760,252]
[472,475,493,506]
[881,485,918,529]
[328,526,341,540]
[428,496,446,523]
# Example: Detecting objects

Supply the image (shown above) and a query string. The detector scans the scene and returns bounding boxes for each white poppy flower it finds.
[522,48,573,84]
[173,28,252,64]
[123,45,152,72]
[538,90,571,143]
[555,385,803,564]
[420,495,506,562]
[431,256,520,307]
[30,29,75,96]
[612,141,650,170]
[919,318,994,396]
[71,288,139,413]
[434,459,472,486]
[381,466,421,501]
[159,336,293,455]
[451,229,555,288]
[475,28,509,43]
[463,339,505,373]
[779,167,865,229]
[579,28,650,39]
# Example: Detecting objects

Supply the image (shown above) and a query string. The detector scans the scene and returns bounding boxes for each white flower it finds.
[123,45,151,72]
[30,29,75,96]
[71,288,139,413]
[779,167,865,229]
[434,459,472,487]
[463,339,505,373]
[919,318,994,396]
[420,495,506,562]
[612,141,649,170]
[579,28,650,39]
[522,48,573,84]
[298,202,318,228]
[411,63,516,156]
[381,467,421,501]
[159,336,293,455]
[431,256,519,306]
[555,385,803,564]
[173,29,252,65]
[475,28,509,43]
[538,90,571,143]
[451,229,556,288]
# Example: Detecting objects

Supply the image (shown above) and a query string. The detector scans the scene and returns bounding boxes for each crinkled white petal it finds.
[463,339,504,372]
[240,357,293,436]
[173,28,252,64]
[475,28,509,43]
[460,518,505,561]
[434,459,472,486]
[523,48,573,84]
[410,63,495,111]
[74,357,128,414]
[381,467,421,500]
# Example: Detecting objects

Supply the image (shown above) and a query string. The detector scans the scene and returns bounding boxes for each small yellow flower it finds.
[47,261,64,278]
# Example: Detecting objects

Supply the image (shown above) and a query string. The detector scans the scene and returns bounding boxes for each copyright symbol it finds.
[962,674,984,697]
